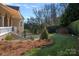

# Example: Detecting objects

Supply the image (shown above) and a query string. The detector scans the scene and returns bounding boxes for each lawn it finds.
[23,33,77,56]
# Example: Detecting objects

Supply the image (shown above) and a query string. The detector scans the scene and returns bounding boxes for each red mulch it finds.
[0,39,53,56]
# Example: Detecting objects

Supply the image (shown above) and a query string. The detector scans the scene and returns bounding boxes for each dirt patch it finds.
[0,39,53,56]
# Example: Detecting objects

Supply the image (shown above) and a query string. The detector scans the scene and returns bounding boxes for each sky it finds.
[6,3,46,22]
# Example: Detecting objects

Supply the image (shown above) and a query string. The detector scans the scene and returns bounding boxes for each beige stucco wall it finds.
[19,19,24,35]
[11,18,24,35]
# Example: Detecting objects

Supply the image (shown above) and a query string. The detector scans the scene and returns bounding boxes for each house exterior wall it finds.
[19,19,24,35]
[0,4,24,36]
[11,16,24,35]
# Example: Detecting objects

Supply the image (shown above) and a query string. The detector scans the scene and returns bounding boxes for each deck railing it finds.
[0,27,12,36]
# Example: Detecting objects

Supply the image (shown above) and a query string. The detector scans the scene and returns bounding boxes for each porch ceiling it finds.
[0,4,22,19]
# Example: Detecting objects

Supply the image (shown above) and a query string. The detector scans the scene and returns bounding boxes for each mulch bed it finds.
[0,39,53,56]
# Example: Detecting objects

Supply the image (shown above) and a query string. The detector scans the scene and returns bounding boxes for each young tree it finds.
[40,27,48,39]
[50,4,57,25]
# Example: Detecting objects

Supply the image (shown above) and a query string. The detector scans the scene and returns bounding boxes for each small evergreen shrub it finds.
[30,36,34,40]
[5,34,13,41]
[23,30,27,38]
[40,27,48,40]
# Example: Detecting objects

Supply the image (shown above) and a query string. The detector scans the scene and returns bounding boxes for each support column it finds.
[8,17,10,27]
[10,17,12,26]
[2,16,4,27]
[11,19,12,26]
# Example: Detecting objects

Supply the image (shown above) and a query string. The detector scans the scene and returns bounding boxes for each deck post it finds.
[8,17,10,26]
[2,16,4,27]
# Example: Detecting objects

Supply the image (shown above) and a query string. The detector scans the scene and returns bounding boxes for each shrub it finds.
[5,34,13,41]
[69,20,79,35]
[23,30,27,38]
[56,27,69,34]
[40,27,48,39]
[47,26,59,33]
[30,36,34,40]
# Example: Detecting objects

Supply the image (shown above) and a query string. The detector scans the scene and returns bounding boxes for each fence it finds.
[0,27,12,36]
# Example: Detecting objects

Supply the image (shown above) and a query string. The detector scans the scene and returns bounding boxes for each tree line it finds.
[24,3,79,35]
[24,3,67,34]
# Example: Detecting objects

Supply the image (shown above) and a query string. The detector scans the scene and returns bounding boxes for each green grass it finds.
[23,33,77,56]
[23,48,41,56]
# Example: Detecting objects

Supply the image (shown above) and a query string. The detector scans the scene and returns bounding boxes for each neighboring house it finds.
[0,3,24,37]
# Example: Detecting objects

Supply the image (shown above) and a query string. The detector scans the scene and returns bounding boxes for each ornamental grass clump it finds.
[5,34,13,41]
